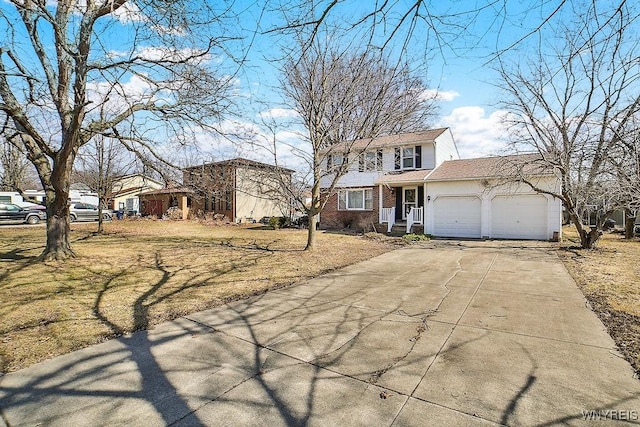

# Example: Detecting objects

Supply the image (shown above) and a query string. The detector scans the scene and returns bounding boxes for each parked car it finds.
[69,203,112,222]
[603,218,616,231]
[0,203,46,224]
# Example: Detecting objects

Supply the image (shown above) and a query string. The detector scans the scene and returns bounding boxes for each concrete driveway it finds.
[1,241,639,426]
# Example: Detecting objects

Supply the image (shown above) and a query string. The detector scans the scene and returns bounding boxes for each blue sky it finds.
[0,1,595,167]
[218,0,575,163]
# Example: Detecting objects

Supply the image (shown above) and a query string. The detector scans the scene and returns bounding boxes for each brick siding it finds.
[320,185,395,231]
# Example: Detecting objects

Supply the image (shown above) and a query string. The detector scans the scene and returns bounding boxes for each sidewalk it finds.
[1,241,639,426]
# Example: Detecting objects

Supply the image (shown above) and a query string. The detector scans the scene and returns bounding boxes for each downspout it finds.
[378,184,383,223]
[423,182,427,226]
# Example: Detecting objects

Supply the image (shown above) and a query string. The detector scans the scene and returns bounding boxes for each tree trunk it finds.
[305,213,318,250]
[41,199,74,261]
[97,196,105,234]
[40,161,76,261]
[624,209,635,239]
[304,171,322,251]
[567,208,602,249]
[579,227,602,249]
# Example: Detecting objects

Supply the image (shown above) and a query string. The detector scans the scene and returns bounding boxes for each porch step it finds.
[386,223,424,237]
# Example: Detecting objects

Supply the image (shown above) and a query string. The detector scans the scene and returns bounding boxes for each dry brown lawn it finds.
[0,220,397,373]
[559,226,640,375]
[4,220,637,377]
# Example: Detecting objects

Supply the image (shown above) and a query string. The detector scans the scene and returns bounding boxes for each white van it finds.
[0,191,45,208]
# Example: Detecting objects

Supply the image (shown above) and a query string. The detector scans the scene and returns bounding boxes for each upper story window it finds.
[394,146,422,170]
[326,154,347,173]
[402,147,414,169]
[359,150,383,172]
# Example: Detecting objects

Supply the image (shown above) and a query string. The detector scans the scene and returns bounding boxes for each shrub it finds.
[340,213,358,229]
[403,233,430,242]
[164,207,183,220]
[267,216,290,229]
[293,215,309,228]
[269,216,281,229]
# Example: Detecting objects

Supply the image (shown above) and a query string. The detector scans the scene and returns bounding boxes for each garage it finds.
[491,194,548,240]
[433,196,481,238]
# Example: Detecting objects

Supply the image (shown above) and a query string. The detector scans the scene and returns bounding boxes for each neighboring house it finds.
[320,128,563,240]
[138,186,195,219]
[109,174,164,214]
[182,158,294,223]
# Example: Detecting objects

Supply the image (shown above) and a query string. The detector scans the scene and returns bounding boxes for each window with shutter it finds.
[402,147,415,169]
[394,148,401,170]
[359,150,383,172]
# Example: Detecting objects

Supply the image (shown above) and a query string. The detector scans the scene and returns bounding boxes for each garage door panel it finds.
[491,195,547,240]
[433,196,481,238]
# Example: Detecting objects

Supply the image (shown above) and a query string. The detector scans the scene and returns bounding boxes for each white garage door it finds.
[491,194,548,240]
[433,196,481,238]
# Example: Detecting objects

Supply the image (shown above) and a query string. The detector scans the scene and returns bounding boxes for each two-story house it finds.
[183,158,294,223]
[320,128,563,240]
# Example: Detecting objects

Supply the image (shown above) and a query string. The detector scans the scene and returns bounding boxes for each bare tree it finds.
[497,2,640,248]
[0,0,243,260]
[606,119,640,238]
[271,1,632,61]
[0,134,36,192]
[274,34,436,250]
[74,136,134,233]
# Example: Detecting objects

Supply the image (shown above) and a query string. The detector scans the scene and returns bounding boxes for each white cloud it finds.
[43,0,146,23]
[421,88,460,102]
[258,108,300,119]
[438,106,511,159]
[136,46,211,64]
[85,74,163,118]
[111,1,146,23]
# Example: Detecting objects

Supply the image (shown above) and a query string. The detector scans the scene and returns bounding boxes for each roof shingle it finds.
[376,169,434,185]
[425,154,553,181]
[325,128,449,153]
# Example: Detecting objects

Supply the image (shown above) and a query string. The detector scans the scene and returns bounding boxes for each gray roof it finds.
[426,154,553,181]
[325,129,450,153]
[376,169,434,185]
[184,158,294,174]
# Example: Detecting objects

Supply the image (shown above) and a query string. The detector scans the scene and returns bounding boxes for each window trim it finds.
[402,147,415,169]
[395,145,422,170]
[337,188,374,211]
[327,153,348,173]
[359,149,383,172]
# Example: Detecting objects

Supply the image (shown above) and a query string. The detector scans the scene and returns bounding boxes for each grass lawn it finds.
[0,220,398,373]
[3,220,638,378]
[559,226,640,376]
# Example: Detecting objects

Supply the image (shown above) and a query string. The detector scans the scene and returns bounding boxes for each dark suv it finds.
[0,203,46,224]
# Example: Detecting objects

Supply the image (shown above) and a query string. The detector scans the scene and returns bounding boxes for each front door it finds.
[403,187,417,220]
